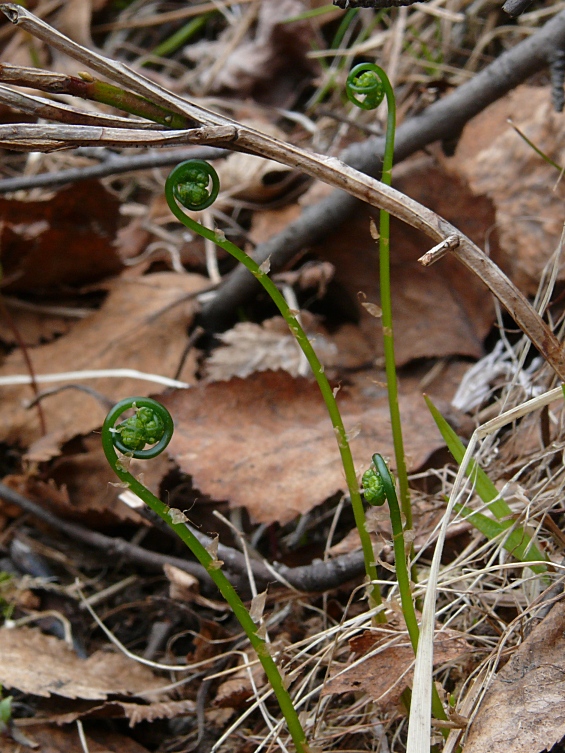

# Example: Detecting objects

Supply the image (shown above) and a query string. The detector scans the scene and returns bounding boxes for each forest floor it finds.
[0,1,564,752]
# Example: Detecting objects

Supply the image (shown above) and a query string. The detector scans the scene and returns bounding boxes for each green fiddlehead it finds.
[102,397,309,753]
[346,63,411,530]
[166,159,385,618]
[346,65,385,110]
[167,159,220,212]
[107,398,173,458]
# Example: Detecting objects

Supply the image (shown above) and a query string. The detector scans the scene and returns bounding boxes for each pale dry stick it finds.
[407,385,565,753]
[0,368,189,389]
[1,3,565,379]
[0,82,161,129]
[76,720,89,753]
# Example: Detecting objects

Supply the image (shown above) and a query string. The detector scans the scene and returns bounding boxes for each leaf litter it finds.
[0,2,564,753]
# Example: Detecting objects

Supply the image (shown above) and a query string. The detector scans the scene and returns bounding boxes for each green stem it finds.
[70,74,190,129]
[102,398,308,753]
[166,165,384,616]
[372,454,448,730]
[346,64,411,528]
[374,69,411,530]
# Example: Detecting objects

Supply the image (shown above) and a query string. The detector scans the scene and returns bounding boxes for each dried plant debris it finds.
[463,600,565,753]
[0,626,169,700]
[0,273,206,452]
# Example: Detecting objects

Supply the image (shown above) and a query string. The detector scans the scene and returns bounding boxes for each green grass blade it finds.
[425,395,548,572]
[454,503,547,574]
[424,395,512,520]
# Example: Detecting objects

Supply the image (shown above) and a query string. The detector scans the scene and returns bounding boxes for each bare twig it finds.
[0,479,370,592]
[1,4,565,378]
[0,146,228,193]
[0,82,162,129]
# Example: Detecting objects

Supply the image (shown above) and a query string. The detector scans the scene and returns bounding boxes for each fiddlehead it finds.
[101,396,308,752]
[103,397,173,461]
[361,465,386,506]
[166,159,220,214]
[346,64,385,110]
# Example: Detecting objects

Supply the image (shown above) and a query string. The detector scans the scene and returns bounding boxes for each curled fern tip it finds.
[346,63,386,110]
[166,159,220,212]
[102,397,174,460]
[362,466,387,506]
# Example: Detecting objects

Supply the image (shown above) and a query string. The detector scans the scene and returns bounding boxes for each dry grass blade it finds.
[409,385,565,752]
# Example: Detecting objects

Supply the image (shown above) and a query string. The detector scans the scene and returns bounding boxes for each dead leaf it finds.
[0,300,73,347]
[0,181,122,294]
[42,698,196,727]
[0,626,169,700]
[0,272,206,452]
[463,599,565,753]
[204,316,337,380]
[442,85,565,294]
[47,434,170,524]
[214,650,265,709]
[186,0,317,106]
[324,627,470,707]
[249,203,303,244]
[161,370,445,525]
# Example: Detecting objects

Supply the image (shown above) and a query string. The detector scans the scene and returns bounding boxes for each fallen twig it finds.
[0,479,368,593]
[0,146,227,193]
[1,4,565,378]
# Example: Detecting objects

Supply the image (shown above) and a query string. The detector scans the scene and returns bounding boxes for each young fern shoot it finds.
[346,64,411,529]
[165,159,385,615]
[102,397,309,753]
[363,455,448,728]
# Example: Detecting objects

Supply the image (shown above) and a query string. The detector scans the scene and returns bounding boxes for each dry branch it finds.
[1,4,565,378]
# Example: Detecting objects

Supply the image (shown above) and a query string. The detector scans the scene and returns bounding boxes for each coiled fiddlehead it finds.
[167,159,220,213]
[101,396,308,753]
[362,465,386,506]
[105,397,173,458]
[346,64,385,110]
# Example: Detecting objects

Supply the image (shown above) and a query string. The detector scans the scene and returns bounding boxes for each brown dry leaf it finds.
[7,722,151,753]
[161,370,445,525]
[0,301,74,347]
[204,316,337,380]
[442,85,565,294]
[44,698,196,727]
[0,272,206,453]
[248,202,303,244]
[0,626,169,700]
[323,627,470,707]
[4,432,169,525]
[0,181,122,294]
[214,651,265,709]
[314,157,498,366]
[463,600,565,753]
[186,0,317,106]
